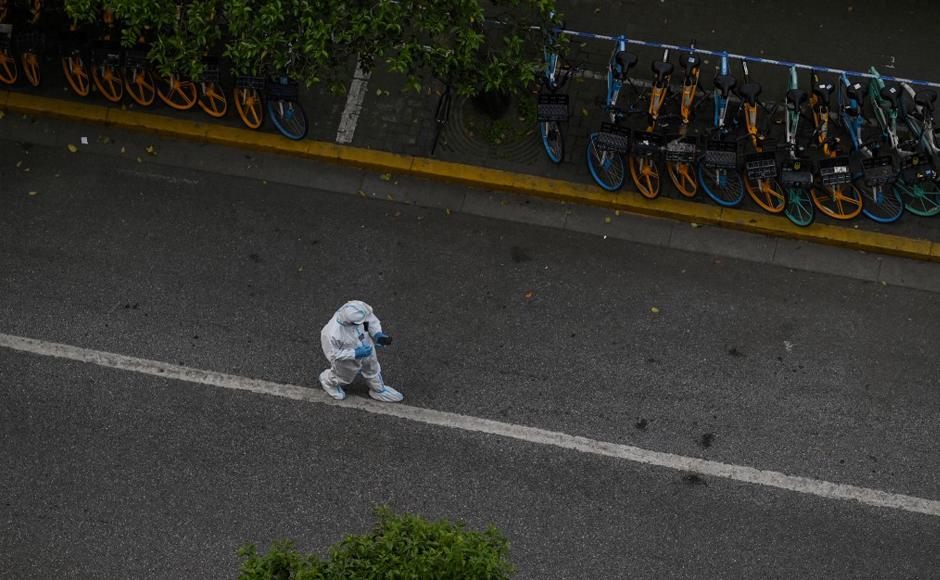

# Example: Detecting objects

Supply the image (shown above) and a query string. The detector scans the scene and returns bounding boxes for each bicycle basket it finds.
[235,75,267,90]
[124,50,150,67]
[861,155,896,186]
[664,136,697,163]
[596,122,631,153]
[818,156,852,186]
[744,151,778,181]
[14,31,44,50]
[92,44,123,64]
[537,93,570,122]
[268,79,300,99]
[632,131,664,158]
[197,57,221,82]
[704,140,737,168]
[900,154,936,183]
[780,158,814,187]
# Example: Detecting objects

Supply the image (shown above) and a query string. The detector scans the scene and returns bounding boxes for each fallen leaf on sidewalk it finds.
[136,157,142,163]
[445,208,452,215]
[145,145,156,156]
[523,290,535,300]
[580,107,589,117]
[650,307,660,314]
[120,146,126,154]
[0,110,5,119]
[28,191,38,196]
[16,161,21,167]
[604,216,612,224]
[379,173,392,181]
[690,222,701,228]
[67,144,78,153]
[297,266,304,272]
[614,210,621,216]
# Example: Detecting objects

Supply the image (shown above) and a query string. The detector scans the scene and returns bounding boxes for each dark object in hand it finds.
[375,334,393,346]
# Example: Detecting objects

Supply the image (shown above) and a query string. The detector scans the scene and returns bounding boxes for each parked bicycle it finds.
[780,65,814,227]
[266,42,307,140]
[809,72,864,220]
[536,14,572,164]
[697,51,743,206]
[586,36,635,191]
[628,48,671,199]
[664,41,701,198]
[738,59,785,214]
[90,8,122,102]
[855,67,905,223]
[896,83,940,216]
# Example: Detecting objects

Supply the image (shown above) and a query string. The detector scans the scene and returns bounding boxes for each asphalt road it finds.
[1,137,938,578]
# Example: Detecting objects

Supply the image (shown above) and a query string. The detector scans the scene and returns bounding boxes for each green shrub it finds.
[238,506,515,579]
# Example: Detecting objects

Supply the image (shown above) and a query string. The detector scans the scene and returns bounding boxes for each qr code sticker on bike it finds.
[632,131,664,158]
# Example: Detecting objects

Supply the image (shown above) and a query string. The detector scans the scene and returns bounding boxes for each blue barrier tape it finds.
[558,29,940,90]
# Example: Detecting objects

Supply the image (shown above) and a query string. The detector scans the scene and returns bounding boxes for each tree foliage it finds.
[62,0,561,95]
[238,506,515,579]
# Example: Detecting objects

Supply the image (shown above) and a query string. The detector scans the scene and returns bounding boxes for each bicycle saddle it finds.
[713,73,736,97]
[679,53,700,70]
[812,83,834,106]
[737,82,762,105]
[915,89,937,113]
[880,84,901,109]
[652,60,674,82]
[613,51,638,80]
[786,88,808,109]
[845,82,865,104]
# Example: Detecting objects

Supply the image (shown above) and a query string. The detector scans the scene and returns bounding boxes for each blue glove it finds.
[373,332,392,347]
[354,344,373,359]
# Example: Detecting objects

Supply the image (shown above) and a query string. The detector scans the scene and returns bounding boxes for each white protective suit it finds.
[319,300,403,402]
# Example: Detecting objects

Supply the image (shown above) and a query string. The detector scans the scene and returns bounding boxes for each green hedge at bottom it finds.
[237,506,515,579]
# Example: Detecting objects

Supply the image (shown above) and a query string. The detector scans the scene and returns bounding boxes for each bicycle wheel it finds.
[666,160,697,198]
[744,176,786,213]
[92,63,123,102]
[61,54,89,96]
[157,76,197,110]
[197,81,228,118]
[784,187,815,227]
[810,183,863,220]
[267,98,308,140]
[586,134,625,191]
[234,87,263,129]
[21,50,40,86]
[124,67,156,106]
[894,178,940,217]
[697,159,744,206]
[540,120,564,164]
[629,155,662,199]
[859,181,904,223]
[0,48,16,84]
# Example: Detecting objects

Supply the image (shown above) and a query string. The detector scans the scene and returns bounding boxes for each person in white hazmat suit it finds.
[319,300,404,402]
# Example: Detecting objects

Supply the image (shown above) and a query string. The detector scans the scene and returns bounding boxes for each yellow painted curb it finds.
[8,92,109,123]
[2,89,938,263]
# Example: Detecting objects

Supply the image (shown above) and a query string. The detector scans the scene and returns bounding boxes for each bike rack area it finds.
[556,28,940,90]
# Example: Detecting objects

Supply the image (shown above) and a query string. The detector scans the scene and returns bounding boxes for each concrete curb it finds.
[3,90,938,263]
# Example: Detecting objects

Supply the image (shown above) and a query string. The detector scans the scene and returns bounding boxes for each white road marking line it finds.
[335,59,371,144]
[1,331,938,518]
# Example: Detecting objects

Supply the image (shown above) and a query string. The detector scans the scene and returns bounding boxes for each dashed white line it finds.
[1,331,937,518]
[335,59,372,144]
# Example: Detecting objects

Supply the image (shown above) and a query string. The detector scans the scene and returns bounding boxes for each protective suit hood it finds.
[336,300,373,326]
